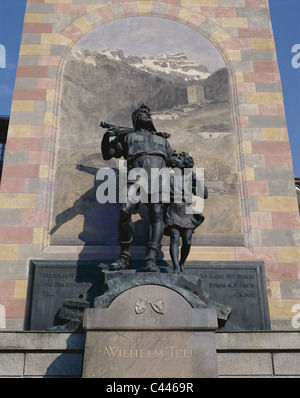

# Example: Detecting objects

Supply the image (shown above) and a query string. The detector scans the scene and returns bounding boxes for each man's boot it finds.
[109,240,132,271]
[144,242,161,273]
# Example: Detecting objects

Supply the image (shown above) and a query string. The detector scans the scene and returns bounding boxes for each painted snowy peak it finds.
[73,48,211,81]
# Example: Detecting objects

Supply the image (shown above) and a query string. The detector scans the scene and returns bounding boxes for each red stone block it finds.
[201,7,236,17]
[238,28,272,38]
[61,24,83,42]
[30,125,53,138]
[258,104,285,115]
[250,211,273,229]
[22,209,47,227]
[246,0,268,7]
[265,153,293,168]
[244,72,281,83]
[55,4,86,14]
[0,177,26,193]
[239,115,249,128]
[6,138,42,152]
[222,38,251,50]
[254,61,279,73]
[0,280,15,298]
[123,2,138,15]
[236,82,256,92]
[3,164,40,179]
[23,23,52,33]
[166,4,181,19]
[28,151,50,165]
[38,55,61,66]
[236,246,277,262]
[265,262,300,281]
[0,299,26,318]
[16,66,49,78]
[13,89,46,101]
[189,13,206,27]
[97,6,115,21]
[0,227,33,244]
[251,141,290,154]
[247,180,269,196]
[272,212,300,229]
[36,77,57,89]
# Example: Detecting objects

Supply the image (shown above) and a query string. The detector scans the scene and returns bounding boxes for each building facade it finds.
[0,0,299,341]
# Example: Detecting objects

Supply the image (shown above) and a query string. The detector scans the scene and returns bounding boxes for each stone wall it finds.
[0,0,299,330]
[0,331,299,377]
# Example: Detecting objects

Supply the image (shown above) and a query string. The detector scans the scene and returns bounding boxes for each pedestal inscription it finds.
[83,285,219,378]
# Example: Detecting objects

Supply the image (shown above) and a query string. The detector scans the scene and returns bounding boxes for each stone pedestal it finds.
[82,283,219,378]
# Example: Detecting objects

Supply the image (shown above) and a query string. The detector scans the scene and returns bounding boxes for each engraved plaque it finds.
[26,261,105,330]
[26,260,270,332]
[185,262,270,331]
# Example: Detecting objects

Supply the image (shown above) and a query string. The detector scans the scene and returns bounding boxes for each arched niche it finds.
[49,13,247,249]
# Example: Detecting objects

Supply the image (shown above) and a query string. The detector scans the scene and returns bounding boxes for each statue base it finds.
[82,272,220,378]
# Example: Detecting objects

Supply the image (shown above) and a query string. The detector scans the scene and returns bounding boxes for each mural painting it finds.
[50,17,244,247]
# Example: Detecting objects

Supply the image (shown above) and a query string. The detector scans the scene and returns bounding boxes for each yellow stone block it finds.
[24,13,43,23]
[262,128,289,141]
[221,18,248,28]
[177,8,194,22]
[0,245,18,261]
[276,247,300,263]
[242,141,252,154]
[15,280,27,299]
[234,72,244,83]
[210,28,231,43]
[251,38,275,50]
[44,112,58,128]
[46,89,61,105]
[87,5,104,13]
[268,299,300,319]
[258,196,299,212]
[39,165,52,179]
[226,50,241,61]
[33,228,44,245]
[187,247,235,262]
[246,92,283,104]
[11,101,34,113]
[245,168,255,181]
[268,281,281,299]
[0,194,36,209]
[41,34,72,46]
[73,17,93,34]
[8,125,31,138]
[137,1,152,14]
[19,45,51,56]
[182,0,218,6]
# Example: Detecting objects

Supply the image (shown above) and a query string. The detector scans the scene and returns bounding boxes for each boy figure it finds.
[101,104,178,272]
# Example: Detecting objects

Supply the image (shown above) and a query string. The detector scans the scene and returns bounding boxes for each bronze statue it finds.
[101,104,178,272]
[164,152,208,273]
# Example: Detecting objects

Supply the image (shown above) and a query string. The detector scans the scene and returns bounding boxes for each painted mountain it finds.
[60,48,231,128]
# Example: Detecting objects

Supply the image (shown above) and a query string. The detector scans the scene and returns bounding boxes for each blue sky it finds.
[0,0,299,176]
